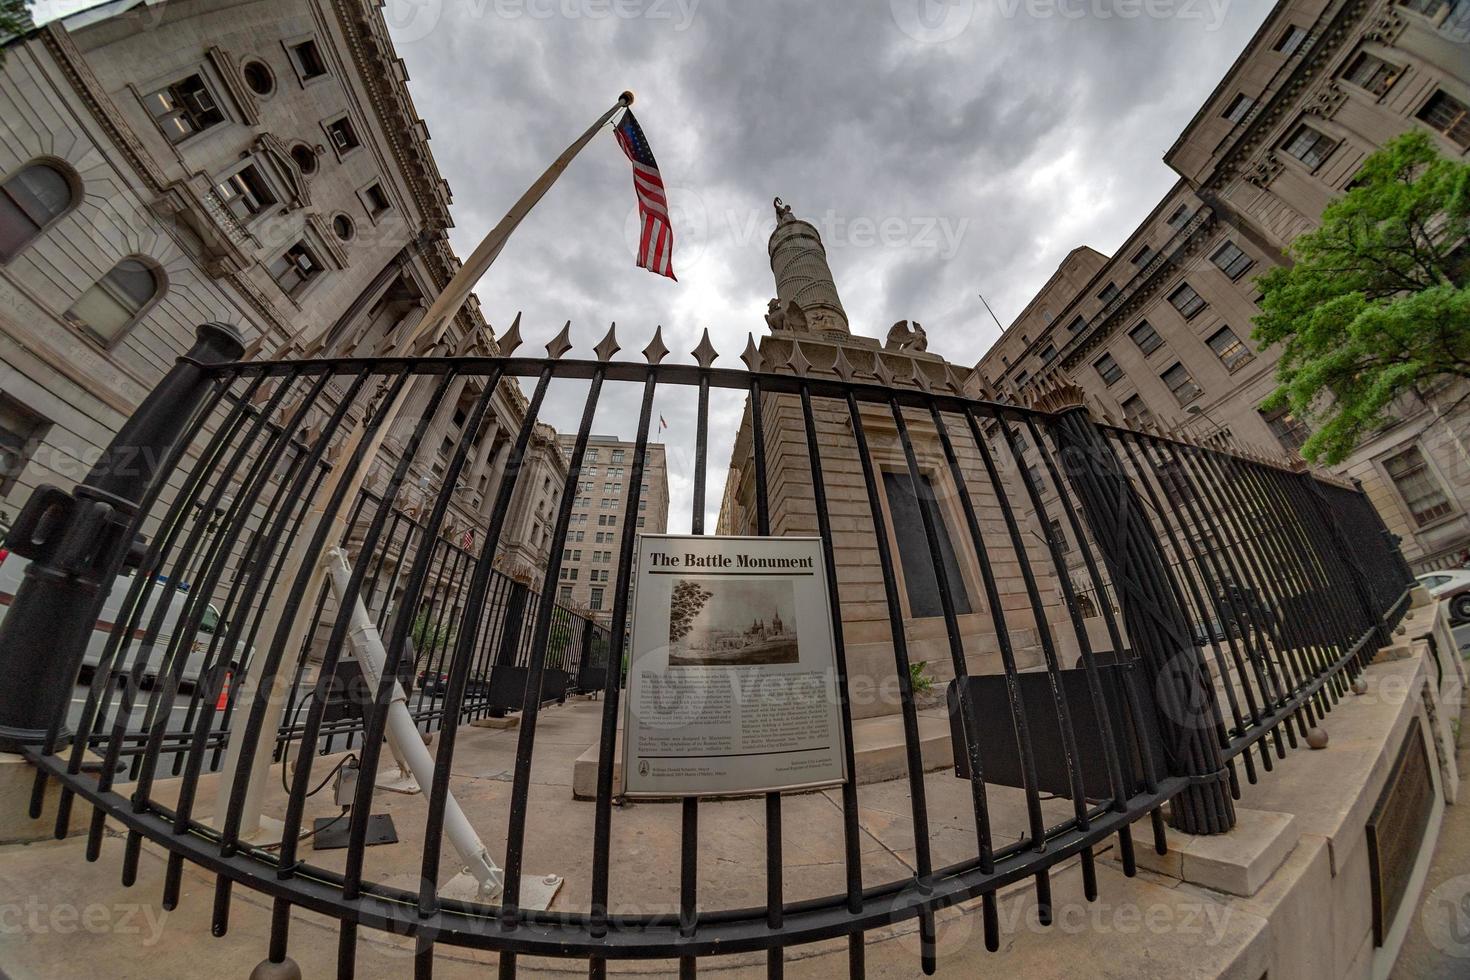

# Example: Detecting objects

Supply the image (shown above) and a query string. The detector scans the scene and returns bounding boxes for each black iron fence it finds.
[0,323,1412,978]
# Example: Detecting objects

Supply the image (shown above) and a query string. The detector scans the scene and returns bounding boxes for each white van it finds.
[0,545,243,688]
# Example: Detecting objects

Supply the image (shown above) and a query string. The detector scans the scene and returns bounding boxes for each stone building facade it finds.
[974,0,1470,571]
[0,0,560,575]
[555,433,669,625]
[720,202,1070,720]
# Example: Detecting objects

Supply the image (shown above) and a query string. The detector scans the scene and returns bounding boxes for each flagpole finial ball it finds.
[619,91,635,106]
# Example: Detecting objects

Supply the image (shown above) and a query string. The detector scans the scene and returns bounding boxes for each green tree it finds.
[1253,131,1470,464]
[0,1,34,48]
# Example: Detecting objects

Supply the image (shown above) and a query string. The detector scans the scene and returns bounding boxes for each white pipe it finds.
[323,548,504,899]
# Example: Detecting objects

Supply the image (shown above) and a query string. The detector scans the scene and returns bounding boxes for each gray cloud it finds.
[382,0,1270,531]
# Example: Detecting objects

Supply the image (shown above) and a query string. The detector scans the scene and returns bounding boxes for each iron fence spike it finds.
[498,314,523,357]
[691,328,718,369]
[831,345,856,383]
[546,321,574,359]
[785,339,812,378]
[641,326,669,365]
[594,323,622,363]
[740,334,763,373]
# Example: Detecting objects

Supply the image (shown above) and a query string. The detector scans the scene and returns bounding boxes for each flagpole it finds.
[217,92,635,841]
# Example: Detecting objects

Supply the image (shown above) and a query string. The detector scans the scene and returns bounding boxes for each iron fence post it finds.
[0,323,244,752]
[487,580,531,718]
[1298,471,1392,649]
[1043,396,1236,835]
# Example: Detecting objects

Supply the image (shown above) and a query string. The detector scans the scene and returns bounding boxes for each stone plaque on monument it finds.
[1365,715,1435,947]
[622,535,848,797]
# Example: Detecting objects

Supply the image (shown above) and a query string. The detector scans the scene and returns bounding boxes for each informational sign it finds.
[622,535,848,797]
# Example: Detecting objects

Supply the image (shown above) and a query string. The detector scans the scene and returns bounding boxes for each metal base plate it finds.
[439,870,564,911]
[311,813,398,850]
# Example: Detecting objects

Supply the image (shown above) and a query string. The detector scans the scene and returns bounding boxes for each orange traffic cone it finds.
[215,670,232,711]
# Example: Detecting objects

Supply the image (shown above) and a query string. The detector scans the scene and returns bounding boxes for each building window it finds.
[1210,241,1254,280]
[1222,93,1255,123]
[559,586,572,604]
[143,74,225,143]
[1383,446,1454,525]
[0,162,74,262]
[637,516,646,528]
[1098,282,1120,303]
[1094,353,1124,386]
[1417,91,1470,150]
[270,241,324,298]
[881,470,971,619]
[1129,320,1163,355]
[242,60,275,96]
[590,587,605,611]
[1066,314,1087,334]
[1207,327,1253,371]
[1131,245,1155,266]
[1122,395,1154,429]
[1342,52,1401,97]
[1166,205,1193,230]
[290,144,318,175]
[332,213,355,241]
[0,393,48,495]
[1048,518,1072,554]
[1168,282,1207,319]
[326,117,361,154]
[1282,123,1337,169]
[1274,25,1307,54]
[1399,0,1455,18]
[63,257,161,344]
[215,164,276,222]
[1161,362,1201,405]
[1040,343,1057,364]
[1014,369,1030,389]
[1261,407,1310,454]
[362,183,391,219]
[289,39,329,80]
[611,450,624,463]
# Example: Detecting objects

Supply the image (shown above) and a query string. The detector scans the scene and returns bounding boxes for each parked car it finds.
[0,548,245,688]
[1417,569,1470,623]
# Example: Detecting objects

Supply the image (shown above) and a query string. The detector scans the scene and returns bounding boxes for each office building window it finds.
[143,74,225,143]
[559,586,573,604]
[1166,205,1193,229]
[1261,407,1310,454]
[1282,123,1337,169]
[270,241,324,298]
[215,164,276,222]
[326,117,361,154]
[1129,320,1164,355]
[1161,362,1202,404]
[1048,518,1071,554]
[289,39,329,80]
[1067,314,1087,333]
[64,257,161,344]
[1040,343,1057,364]
[1207,327,1253,371]
[1418,91,1470,150]
[0,162,75,262]
[1274,25,1307,54]
[1383,446,1454,525]
[1222,93,1255,123]
[0,393,48,494]
[1131,245,1155,266]
[590,587,604,610]
[1098,282,1120,303]
[362,183,391,218]
[1342,51,1400,96]
[1094,353,1124,386]
[882,470,971,619]
[1122,395,1154,429]
[1168,282,1207,319]
[1210,241,1254,280]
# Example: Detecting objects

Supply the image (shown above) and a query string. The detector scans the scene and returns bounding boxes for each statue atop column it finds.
[766,196,849,336]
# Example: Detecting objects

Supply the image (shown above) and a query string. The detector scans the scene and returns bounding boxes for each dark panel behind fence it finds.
[0,339,1412,979]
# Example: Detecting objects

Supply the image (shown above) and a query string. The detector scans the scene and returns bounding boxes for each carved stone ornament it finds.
[1245,152,1285,188]
[884,320,928,353]
[1305,82,1347,120]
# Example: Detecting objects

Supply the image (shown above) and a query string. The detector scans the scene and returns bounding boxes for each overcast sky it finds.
[40,0,1276,532]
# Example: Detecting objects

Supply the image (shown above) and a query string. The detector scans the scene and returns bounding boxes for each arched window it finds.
[64,258,162,344]
[0,162,75,261]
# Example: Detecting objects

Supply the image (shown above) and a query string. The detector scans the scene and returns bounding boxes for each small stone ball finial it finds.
[250,957,303,980]
[1306,727,1329,750]
[1351,677,1368,696]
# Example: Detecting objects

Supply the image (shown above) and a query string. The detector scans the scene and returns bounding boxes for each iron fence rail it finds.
[4,329,1412,979]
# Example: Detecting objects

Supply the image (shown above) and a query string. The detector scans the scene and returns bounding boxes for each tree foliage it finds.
[1253,131,1470,464]
[668,580,713,644]
[0,1,34,48]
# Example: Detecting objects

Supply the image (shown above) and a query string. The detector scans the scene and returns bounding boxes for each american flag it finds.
[614,110,676,280]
